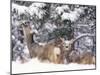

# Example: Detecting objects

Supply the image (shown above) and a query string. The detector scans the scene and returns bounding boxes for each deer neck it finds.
[22,25,33,50]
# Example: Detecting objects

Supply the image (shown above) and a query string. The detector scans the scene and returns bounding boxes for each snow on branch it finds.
[12,2,46,19]
[56,5,69,15]
[28,2,46,19]
[61,7,84,22]
[29,2,46,8]
[12,3,28,15]
[72,33,95,44]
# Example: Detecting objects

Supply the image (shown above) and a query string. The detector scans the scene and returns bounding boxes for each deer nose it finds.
[66,46,69,48]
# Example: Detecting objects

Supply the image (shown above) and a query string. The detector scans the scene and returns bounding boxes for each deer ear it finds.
[59,37,64,42]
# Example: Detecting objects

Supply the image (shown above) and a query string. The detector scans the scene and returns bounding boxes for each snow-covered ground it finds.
[12,58,95,74]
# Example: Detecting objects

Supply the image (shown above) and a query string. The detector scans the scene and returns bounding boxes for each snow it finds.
[30,29,38,34]
[12,2,85,21]
[74,7,84,14]
[12,58,95,74]
[28,3,46,19]
[29,3,46,8]
[28,4,39,16]
[12,3,46,19]
[12,3,28,15]
[85,37,93,46]
[61,12,79,22]
[61,8,84,22]
[12,35,15,40]
[56,5,69,15]
[23,46,29,54]
[44,23,57,32]
[11,2,95,74]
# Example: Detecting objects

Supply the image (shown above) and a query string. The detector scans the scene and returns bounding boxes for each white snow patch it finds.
[85,37,93,46]
[12,3,46,19]
[29,3,46,8]
[28,3,46,19]
[12,58,95,74]
[61,8,84,22]
[28,5,39,16]
[12,3,28,15]
[44,23,57,32]
[12,35,15,40]
[61,11,79,22]
[23,46,29,54]
[56,5,69,15]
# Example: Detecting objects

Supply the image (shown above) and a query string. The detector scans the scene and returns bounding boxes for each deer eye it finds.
[57,54,60,57]
[66,46,68,48]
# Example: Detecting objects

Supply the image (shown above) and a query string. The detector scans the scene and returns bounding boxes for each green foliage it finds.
[48,27,73,40]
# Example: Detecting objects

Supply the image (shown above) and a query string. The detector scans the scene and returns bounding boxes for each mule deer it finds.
[68,50,95,64]
[21,23,65,64]
[63,34,95,64]
[22,22,95,64]
[78,51,95,64]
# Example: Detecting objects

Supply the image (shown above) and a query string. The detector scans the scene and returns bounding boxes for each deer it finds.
[68,49,95,64]
[21,22,95,64]
[21,22,66,64]
[63,34,96,64]
[78,50,95,64]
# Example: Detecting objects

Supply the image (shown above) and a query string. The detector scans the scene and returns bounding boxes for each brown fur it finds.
[68,50,95,64]
[68,50,80,63]
[78,51,95,64]
[38,38,65,64]
[22,23,96,64]
[22,24,65,64]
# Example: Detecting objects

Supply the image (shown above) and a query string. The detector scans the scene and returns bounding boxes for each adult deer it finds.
[64,34,95,64]
[21,22,95,64]
[21,22,66,64]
